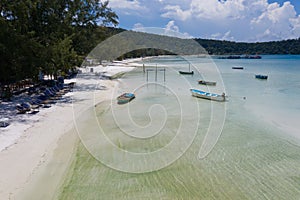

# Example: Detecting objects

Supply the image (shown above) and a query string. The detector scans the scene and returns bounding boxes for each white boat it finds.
[190,89,226,102]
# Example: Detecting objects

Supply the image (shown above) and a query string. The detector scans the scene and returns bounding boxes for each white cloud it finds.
[160,0,300,41]
[165,20,179,32]
[164,20,192,38]
[250,1,300,40]
[109,0,145,10]
[132,21,192,39]
[161,5,191,21]
[133,23,144,29]
[211,31,235,41]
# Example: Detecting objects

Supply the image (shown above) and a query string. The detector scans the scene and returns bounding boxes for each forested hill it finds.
[194,38,300,55]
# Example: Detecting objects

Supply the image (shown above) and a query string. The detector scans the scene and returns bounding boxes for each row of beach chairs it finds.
[16,80,75,114]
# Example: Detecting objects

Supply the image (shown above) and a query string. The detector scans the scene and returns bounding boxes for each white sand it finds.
[0,60,138,200]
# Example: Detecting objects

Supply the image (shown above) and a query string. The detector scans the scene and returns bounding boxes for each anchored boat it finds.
[190,89,226,102]
[117,93,135,104]
[198,80,217,86]
[179,71,194,75]
[232,66,244,70]
[255,74,268,80]
[179,64,194,75]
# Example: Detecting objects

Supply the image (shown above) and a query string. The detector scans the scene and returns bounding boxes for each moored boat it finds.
[179,70,194,75]
[255,74,268,80]
[179,64,193,75]
[232,66,244,70]
[190,89,226,102]
[198,80,217,86]
[117,93,135,104]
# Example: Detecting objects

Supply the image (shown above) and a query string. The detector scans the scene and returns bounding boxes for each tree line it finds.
[1,0,300,86]
[119,36,300,60]
[0,0,119,84]
[195,38,300,55]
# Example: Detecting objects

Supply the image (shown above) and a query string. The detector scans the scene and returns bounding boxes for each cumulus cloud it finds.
[250,2,300,40]
[160,0,300,41]
[165,20,179,32]
[109,0,145,10]
[112,0,300,41]
[133,23,144,29]
[132,21,192,39]
[164,20,193,38]
[161,5,191,20]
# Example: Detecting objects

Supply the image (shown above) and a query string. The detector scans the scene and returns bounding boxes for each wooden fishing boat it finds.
[179,64,193,75]
[179,70,194,75]
[232,66,244,70]
[190,89,226,102]
[198,80,217,86]
[117,93,135,104]
[255,74,268,80]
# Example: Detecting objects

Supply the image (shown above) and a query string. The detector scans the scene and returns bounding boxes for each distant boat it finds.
[245,55,262,59]
[232,66,244,70]
[198,80,217,86]
[255,74,268,80]
[218,55,262,59]
[117,93,135,104]
[179,70,194,75]
[190,89,226,102]
[179,64,194,75]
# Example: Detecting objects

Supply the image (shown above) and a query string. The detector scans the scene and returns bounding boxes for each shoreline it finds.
[0,58,138,200]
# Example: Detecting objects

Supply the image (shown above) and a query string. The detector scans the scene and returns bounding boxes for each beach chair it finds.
[16,102,31,114]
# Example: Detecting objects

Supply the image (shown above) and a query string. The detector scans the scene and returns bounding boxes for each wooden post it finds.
[155,64,157,82]
[146,69,149,82]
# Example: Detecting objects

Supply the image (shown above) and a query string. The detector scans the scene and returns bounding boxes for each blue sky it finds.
[108,0,300,42]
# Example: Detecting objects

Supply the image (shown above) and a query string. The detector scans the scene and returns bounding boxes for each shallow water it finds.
[60,55,300,199]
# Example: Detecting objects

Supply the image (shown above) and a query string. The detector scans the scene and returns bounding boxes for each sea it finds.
[62,55,300,199]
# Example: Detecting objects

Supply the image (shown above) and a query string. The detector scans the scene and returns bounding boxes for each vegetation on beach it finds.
[1,0,300,93]
[0,0,119,85]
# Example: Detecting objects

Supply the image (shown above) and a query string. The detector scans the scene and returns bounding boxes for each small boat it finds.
[179,70,194,75]
[190,89,226,102]
[179,64,193,75]
[198,80,216,86]
[255,74,268,80]
[117,93,135,104]
[232,66,244,70]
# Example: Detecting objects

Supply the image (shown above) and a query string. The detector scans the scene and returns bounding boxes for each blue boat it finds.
[255,74,268,80]
[117,93,135,104]
[190,89,226,102]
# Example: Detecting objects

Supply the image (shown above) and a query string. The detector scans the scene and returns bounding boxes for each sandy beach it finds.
[0,61,138,200]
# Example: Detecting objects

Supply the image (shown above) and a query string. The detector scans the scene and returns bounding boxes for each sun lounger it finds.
[0,121,10,128]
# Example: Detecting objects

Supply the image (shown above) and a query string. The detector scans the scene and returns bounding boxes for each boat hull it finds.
[179,71,194,75]
[190,89,225,102]
[255,75,268,79]
[117,93,135,104]
[198,80,216,86]
[232,67,244,70]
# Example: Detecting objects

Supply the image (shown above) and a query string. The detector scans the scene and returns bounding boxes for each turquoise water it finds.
[135,55,300,141]
[66,55,300,199]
